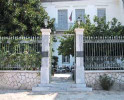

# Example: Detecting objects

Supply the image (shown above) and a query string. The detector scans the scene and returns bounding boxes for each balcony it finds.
[54,23,74,31]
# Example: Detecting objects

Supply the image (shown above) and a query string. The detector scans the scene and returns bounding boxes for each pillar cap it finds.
[75,28,84,35]
[41,29,51,35]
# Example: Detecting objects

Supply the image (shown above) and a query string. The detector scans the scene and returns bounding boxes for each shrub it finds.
[0,50,41,70]
[99,74,114,90]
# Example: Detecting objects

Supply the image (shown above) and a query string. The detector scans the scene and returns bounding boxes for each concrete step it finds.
[32,83,92,92]
[38,83,86,88]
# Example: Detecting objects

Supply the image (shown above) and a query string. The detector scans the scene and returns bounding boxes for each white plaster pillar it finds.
[75,28,85,84]
[41,29,51,84]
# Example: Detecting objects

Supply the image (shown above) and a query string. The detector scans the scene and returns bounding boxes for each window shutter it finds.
[75,9,85,22]
[97,9,106,18]
[62,55,65,63]
[58,10,68,30]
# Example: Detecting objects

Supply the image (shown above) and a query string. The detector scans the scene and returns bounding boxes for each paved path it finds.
[0,90,124,100]
[51,73,74,83]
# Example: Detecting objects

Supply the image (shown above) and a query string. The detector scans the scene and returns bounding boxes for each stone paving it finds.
[0,90,124,100]
[51,73,74,83]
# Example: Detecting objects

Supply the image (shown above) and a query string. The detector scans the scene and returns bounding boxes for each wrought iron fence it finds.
[84,36,124,70]
[1,35,124,70]
[0,36,42,70]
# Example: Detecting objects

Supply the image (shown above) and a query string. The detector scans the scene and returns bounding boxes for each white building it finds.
[41,0,124,68]
[52,36,75,68]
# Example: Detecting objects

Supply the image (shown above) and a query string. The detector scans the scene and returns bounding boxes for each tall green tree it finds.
[0,0,55,36]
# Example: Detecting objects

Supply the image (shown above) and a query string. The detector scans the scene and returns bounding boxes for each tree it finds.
[0,0,55,36]
[58,36,74,56]
[51,56,58,75]
[52,56,58,68]
[58,15,124,56]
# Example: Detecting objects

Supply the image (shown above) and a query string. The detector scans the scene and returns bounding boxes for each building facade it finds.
[41,0,124,68]
[42,0,124,31]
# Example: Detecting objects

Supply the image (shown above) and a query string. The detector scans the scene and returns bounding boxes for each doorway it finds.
[50,34,75,84]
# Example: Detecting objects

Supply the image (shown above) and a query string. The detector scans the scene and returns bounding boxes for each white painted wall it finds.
[42,0,124,25]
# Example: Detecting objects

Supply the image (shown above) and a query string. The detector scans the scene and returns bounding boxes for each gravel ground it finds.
[0,90,124,100]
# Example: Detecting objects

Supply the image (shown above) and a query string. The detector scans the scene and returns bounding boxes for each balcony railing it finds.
[54,23,74,31]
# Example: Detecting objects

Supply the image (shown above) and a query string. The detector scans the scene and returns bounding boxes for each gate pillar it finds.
[32,28,92,92]
[41,29,51,84]
[75,28,85,84]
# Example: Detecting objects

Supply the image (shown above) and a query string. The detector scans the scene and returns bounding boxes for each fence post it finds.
[41,29,51,84]
[75,28,85,84]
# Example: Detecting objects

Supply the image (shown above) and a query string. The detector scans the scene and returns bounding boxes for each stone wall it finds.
[0,71,40,90]
[0,70,124,90]
[85,70,124,90]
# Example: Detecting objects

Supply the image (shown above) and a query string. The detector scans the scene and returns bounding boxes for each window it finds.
[58,10,68,30]
[97,8,106,21]
[75,9,85,23]
[62,55,70,63]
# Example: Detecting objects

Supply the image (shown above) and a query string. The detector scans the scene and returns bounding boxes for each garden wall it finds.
[85,70,124,90]
[0,70,124,90]
[0,71,40,90]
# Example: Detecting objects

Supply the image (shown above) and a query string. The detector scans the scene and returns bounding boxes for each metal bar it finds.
[84,36,124,70]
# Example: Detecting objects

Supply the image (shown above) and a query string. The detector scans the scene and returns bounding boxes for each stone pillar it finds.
[75,28,85,84]
[41,29,51,84]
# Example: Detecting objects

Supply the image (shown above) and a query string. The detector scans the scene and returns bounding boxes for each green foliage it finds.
[0,0,55,36]
[99,74,114,90]
[58,36,74,56]
[52,56,58,67]
[58,15,124,56]
[20,50,41,70]
[0,39,41,70]
[0,50,41,70]
[66,15,124,36]
[51,56,58,75]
